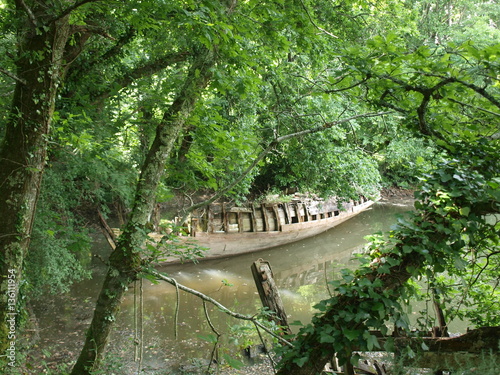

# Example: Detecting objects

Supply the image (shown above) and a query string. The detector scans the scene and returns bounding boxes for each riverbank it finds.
[380,186,415,202]
[21,200,413,375]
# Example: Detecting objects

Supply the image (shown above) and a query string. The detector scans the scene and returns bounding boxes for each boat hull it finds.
[188,199,375,260]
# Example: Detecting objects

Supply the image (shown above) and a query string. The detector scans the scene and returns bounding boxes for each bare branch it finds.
[151,270,293,347]
[0,67,27,85]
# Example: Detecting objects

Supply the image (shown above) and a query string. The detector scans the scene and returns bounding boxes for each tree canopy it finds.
[0,0,498,373]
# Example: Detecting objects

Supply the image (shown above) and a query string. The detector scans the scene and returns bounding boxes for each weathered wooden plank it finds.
[272,205,282,231]
[251,206,258,232]
[242,213,252,232]
[261,203,269,231]
[223,203,229,233]
[251,259,291,336]
[238,212,243,233]
[230,207,253,213]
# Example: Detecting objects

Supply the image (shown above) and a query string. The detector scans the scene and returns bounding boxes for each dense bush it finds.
[379,136,438,188]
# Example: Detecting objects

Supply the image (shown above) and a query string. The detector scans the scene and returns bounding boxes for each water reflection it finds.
[30,201,413,373]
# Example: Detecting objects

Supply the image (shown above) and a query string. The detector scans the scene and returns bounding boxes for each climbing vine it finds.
[276,139,500,373]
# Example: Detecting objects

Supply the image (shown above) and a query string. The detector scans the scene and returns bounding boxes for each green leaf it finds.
[197,334,218,343]
[364,332,380,351]
[343,329,361,342]
[222,353,244,369]
[350,353,362,366]
[459,206,470,216]
[293,355,309,368]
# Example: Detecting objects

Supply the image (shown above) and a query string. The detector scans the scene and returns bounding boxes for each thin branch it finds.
[203,300,221,374]
[447,98,500,118]
[290,73,328,92]
[100,26,137,61]
[15,0,37,27]
[139,278,144,371]
[92,51,190,103]
[203,300,221,337]
[172,277,180,340]
[276,111,392,143]
[180,111,391,222]
[0,67,27,85]
[50,0,105,24]
[1,90,15,97]
[71,24,116,41]
[253,322,278,372]
[299,0,338,38]
[323,74,372,93]
[182,142,276,221]
[415,72,500,110]
[151,270,293,347]
[375,99,409,114]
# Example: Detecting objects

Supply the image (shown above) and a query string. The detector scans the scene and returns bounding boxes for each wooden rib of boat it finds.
[187,195,375,259]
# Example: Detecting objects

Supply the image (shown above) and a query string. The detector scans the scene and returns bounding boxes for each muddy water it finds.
[30,200,414,373]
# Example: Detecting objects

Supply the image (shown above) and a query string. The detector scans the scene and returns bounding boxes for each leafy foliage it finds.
[379,136,439,188]
[25,168,91,298]
[1,0,499,373]
[277,139,500,371]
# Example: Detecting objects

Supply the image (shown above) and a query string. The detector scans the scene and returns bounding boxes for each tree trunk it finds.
[0,6,72,357]
[71,46,216,374]
[275,252,425,375]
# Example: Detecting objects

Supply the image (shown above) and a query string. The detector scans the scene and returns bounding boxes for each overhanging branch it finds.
[0,67,27,85]
[276,111,392,143]
[181,111,391,222]
[15,0,37,27]
[50,0,106,24]
[92,51,191,103]
[151,270,293,347]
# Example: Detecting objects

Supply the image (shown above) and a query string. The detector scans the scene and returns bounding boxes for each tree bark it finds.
[71,46,216,374]
[0,4,72,356]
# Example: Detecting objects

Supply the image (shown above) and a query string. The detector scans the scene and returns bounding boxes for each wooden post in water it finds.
[251,259,292,336]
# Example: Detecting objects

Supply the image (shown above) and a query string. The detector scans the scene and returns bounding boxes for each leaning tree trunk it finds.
[275,178,499,375]
[71,46,216,375]
[0,8,72,357]
[275,255,424,375]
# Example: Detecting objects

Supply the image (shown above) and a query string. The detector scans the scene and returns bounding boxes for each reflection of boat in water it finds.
[274,243,365,289]
[187,196,375,260]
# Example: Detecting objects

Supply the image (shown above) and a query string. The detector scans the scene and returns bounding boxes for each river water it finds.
[30,200,415,373]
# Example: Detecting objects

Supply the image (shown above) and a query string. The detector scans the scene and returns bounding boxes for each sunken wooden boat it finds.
[186,195,375,259]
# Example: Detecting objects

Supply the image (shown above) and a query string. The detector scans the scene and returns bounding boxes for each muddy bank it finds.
[21,199,412,375]
[380,187,415,204]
